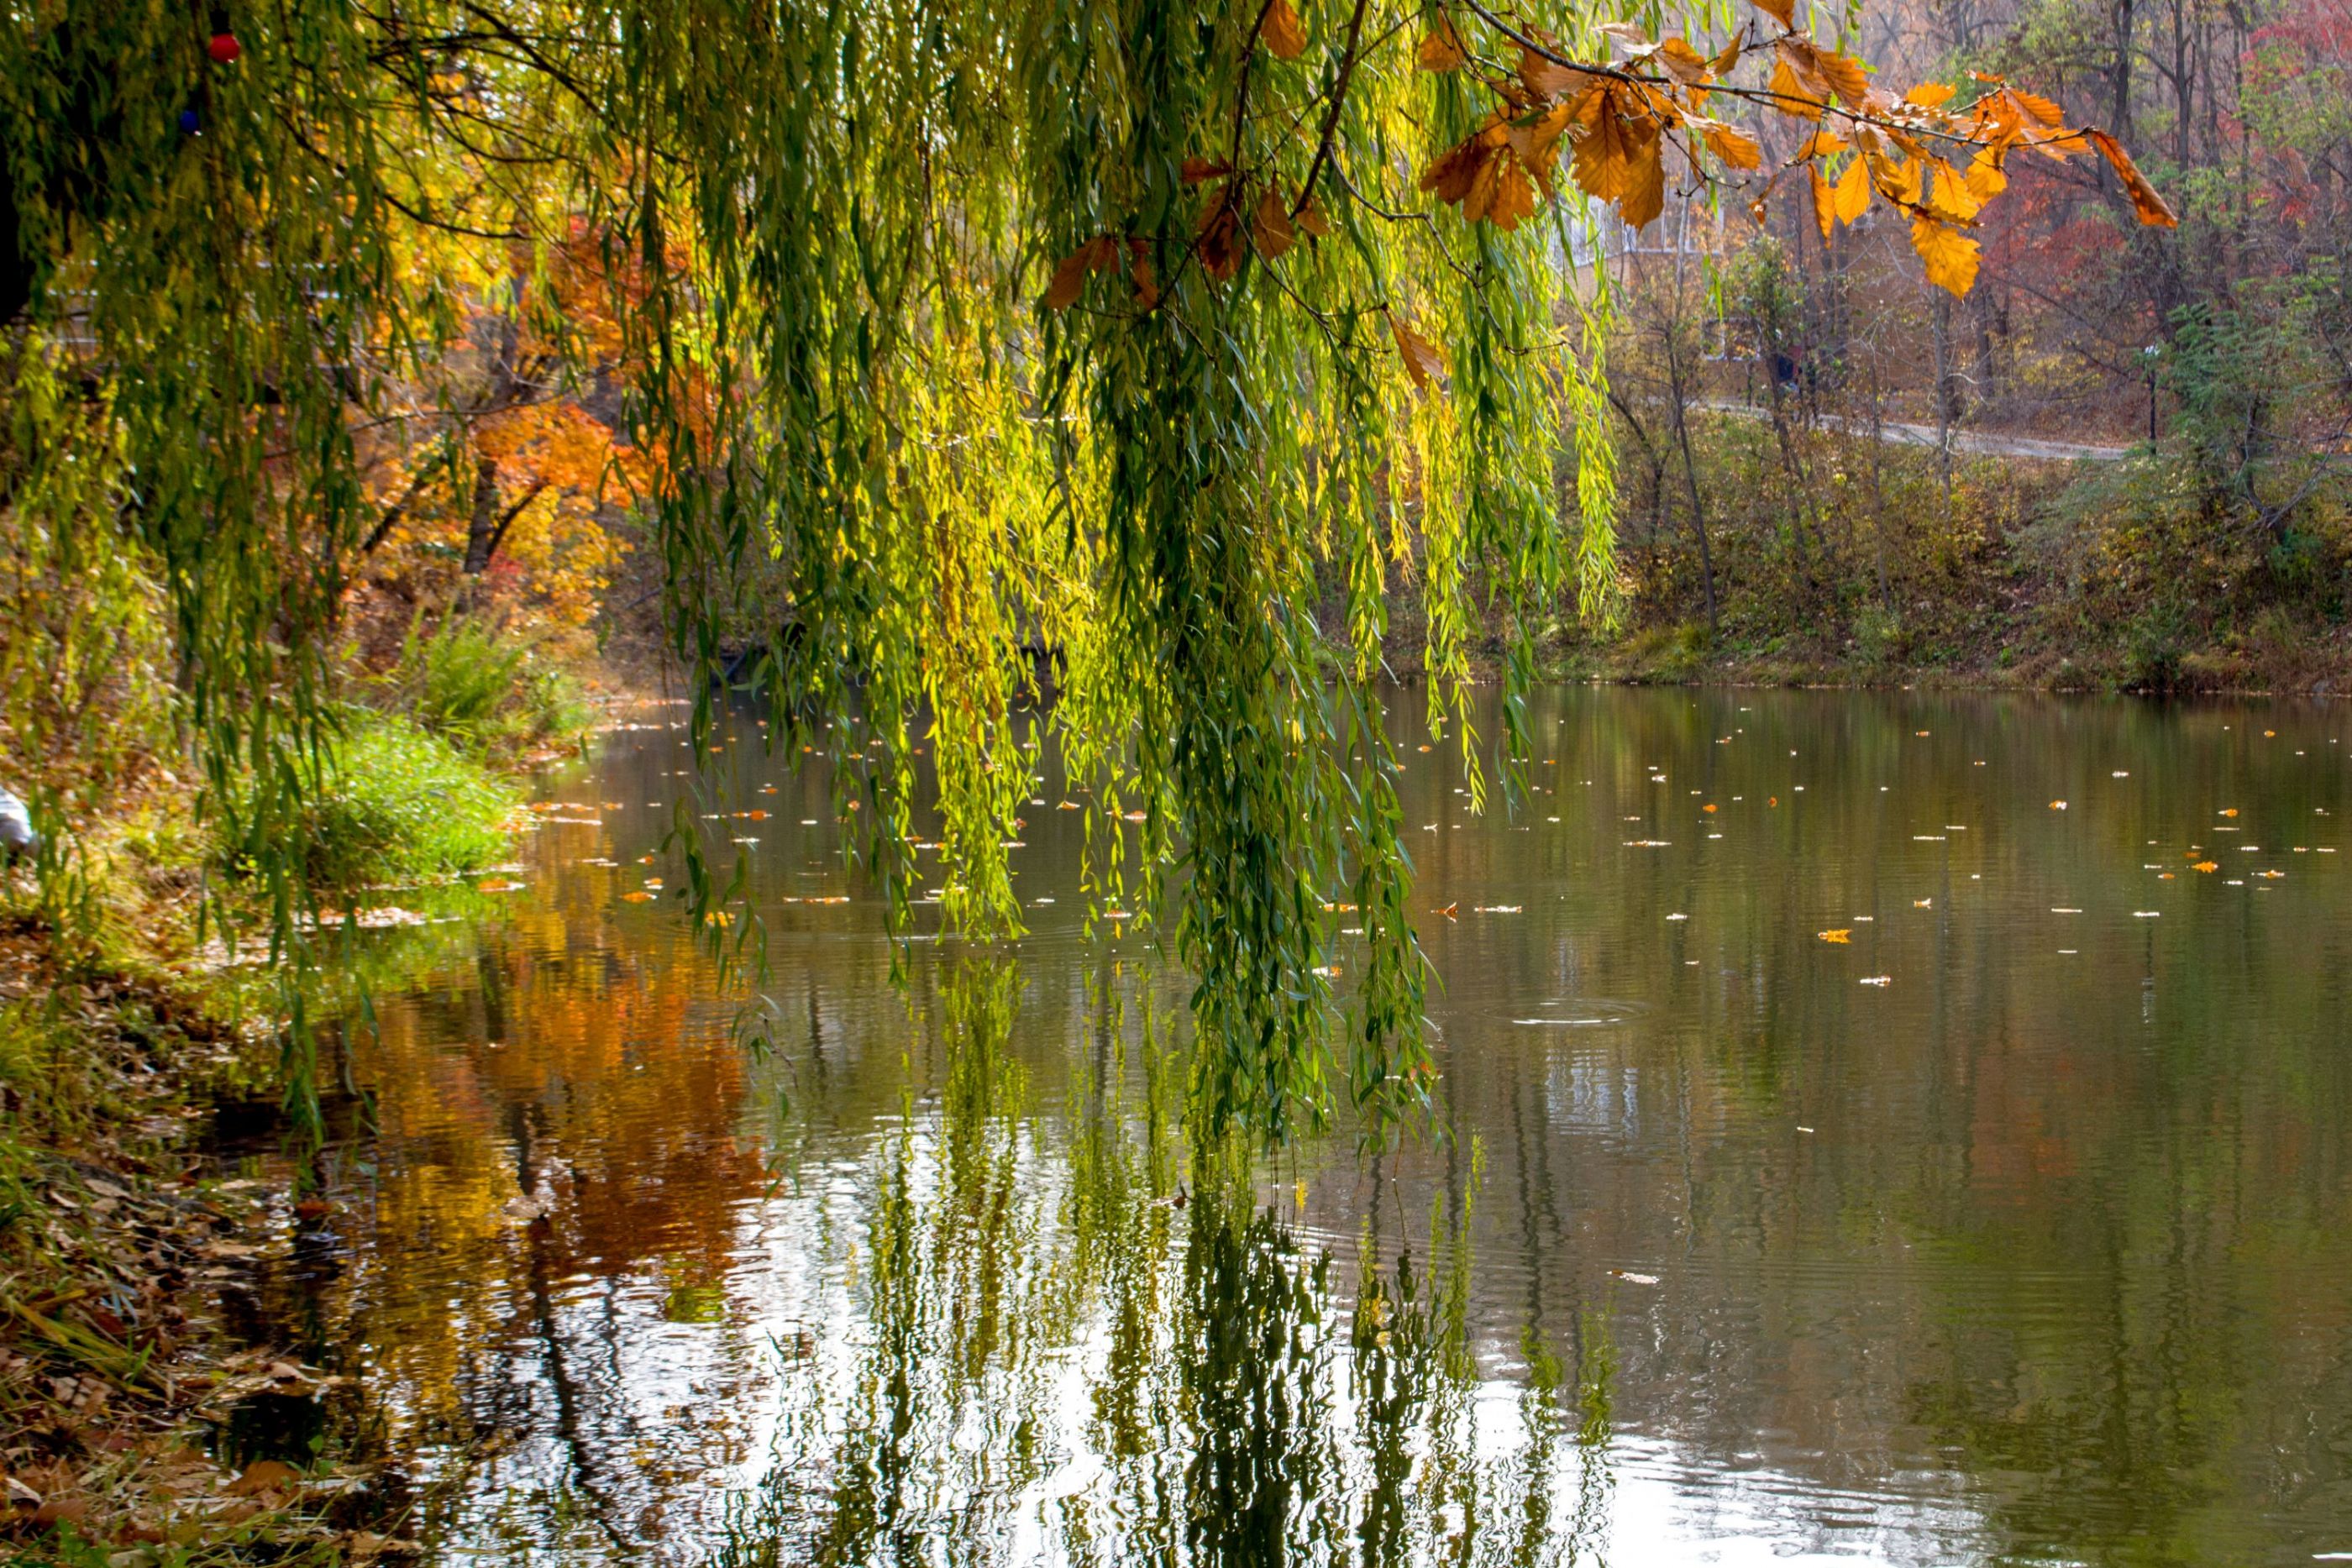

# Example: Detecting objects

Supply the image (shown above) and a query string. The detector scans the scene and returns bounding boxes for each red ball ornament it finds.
[207,31,241,63]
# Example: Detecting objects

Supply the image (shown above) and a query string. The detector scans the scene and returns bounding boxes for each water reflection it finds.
[291,688,2352,1565]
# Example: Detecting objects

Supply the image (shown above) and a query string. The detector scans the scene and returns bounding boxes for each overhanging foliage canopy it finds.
[0,0,2169,1141]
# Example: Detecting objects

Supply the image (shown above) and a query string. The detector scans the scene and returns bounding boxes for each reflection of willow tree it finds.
[721,953,1614,1567]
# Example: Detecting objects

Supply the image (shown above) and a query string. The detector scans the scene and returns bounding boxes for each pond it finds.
[279,685,2352,1565]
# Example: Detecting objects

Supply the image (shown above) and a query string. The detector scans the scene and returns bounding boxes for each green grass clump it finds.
[293,710,518,889]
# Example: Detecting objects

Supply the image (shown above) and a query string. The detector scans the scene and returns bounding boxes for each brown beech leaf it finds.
[1520,44,1585,97]
[1126,239,1160,308]
[1196,190,1245,280]
[2085,128,2178,226]
[1420,132,1494,206]
[1043,247,1091,310]
[1516,99,1579,175]
[1709,36,1745,75]
[1181,156,1232,185]
[1417,21,1466,71]
[1391,316,1447,389]
[1620,136,1666,228]
[1261,0,1307,61]
[1702,122,1762,170]
[1904,81,1956,108]
[1750,0,1795,28]
[1656,37,1713,87]
[1809,164,1835,242]
[1797,128,1849,160]
[1910,214,1980,295]
[1252,186,1296,257]
[1473,154,1537,229]
[1781,38,1866,104]
[1295,193,1333,236]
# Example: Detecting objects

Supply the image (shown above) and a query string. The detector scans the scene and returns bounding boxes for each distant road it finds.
[1698,398,2132,463]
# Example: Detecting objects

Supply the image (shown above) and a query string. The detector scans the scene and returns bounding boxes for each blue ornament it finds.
[179,108,201,134]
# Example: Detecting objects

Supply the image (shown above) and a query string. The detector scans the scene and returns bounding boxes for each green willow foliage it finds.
[601,0,1625,1141]
[3,0,1636,1144]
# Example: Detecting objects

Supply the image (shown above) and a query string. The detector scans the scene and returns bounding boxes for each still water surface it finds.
[297,687,2352,1565]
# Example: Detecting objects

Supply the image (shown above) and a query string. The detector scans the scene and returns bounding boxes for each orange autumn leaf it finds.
[1819,928,1852,943]
[1390,316,1446,390]
[1810,164,1835,241]
[1417,21,1466,71]
[2084,127,2178,226]
[1749,0,1795,29]
[1252,186,1297,257]
[1703,122,1763,170]
[1260,0,1307,61]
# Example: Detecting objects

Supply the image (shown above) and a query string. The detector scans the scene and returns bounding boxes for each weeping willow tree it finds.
[0,0,2170,1143]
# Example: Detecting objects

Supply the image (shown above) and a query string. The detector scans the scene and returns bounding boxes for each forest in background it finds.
[1586,0,2351,689]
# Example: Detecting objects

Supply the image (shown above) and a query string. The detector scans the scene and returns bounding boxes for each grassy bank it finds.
[0,615,596,1563]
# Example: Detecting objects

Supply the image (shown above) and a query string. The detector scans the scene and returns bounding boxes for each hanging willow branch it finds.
[0,0,2171,1148]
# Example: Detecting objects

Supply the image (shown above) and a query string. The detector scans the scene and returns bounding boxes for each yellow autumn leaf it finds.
[1964,149,2008,202]
[1904,81,1956,107]
[1833,156,1871,223]
[1819,928,1852,943]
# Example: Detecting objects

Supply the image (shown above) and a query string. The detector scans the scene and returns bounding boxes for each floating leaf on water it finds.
[1609,1269,1661,1286]
[1913,898,1932,906]
[1818,928,1851,943]
[2050,800,2068,810]
[2220,808,2239,816]
[1702,803,1718,813]
[2132,910,2160,917]
[1860,975,1892,985]
[477,878,525,894]
[620,891,655,903]
[1475,905,1522,914]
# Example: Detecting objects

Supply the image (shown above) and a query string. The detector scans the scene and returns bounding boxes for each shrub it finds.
[287,711,518,889]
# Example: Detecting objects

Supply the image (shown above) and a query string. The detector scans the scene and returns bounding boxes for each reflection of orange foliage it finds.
[342,905,761,1433]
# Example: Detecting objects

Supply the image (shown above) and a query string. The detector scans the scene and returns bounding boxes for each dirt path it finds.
[1699,398,2132,463]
